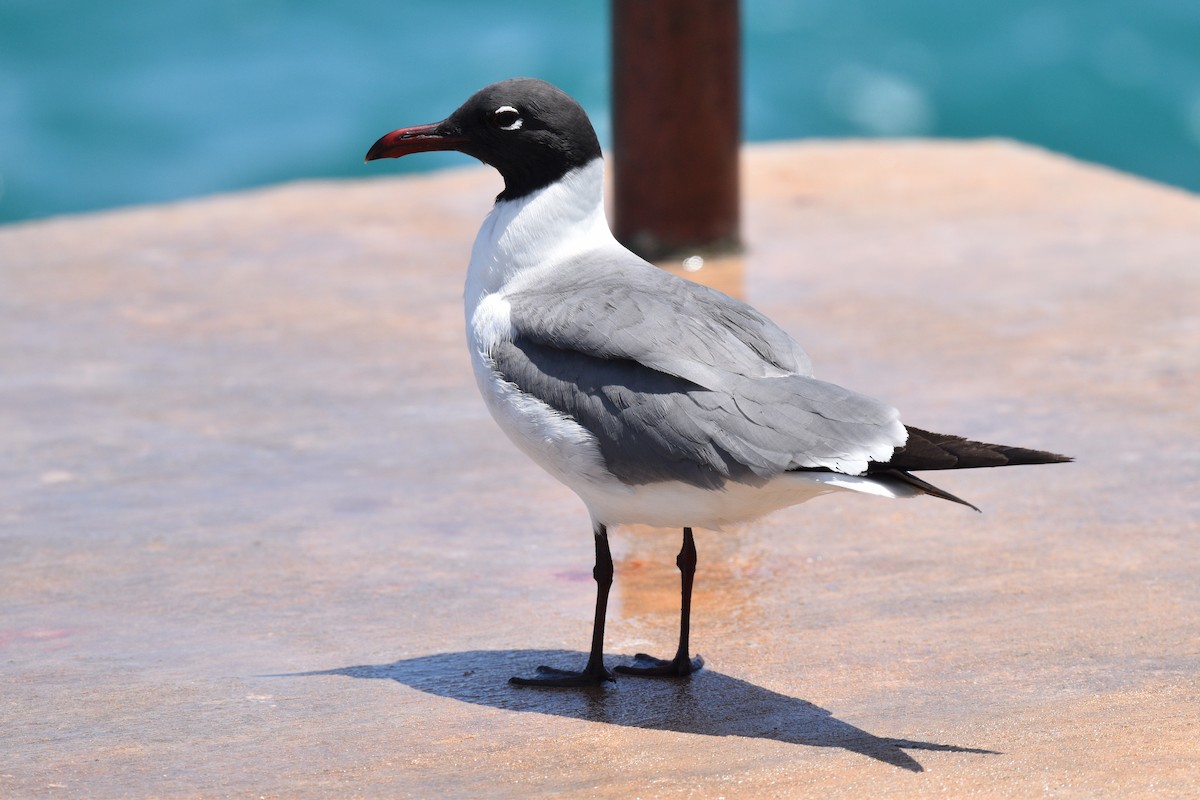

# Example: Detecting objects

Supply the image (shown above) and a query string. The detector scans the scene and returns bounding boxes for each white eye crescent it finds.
[494,105,523,130]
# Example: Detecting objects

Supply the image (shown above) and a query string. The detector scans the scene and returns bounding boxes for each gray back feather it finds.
[509,251,813,385]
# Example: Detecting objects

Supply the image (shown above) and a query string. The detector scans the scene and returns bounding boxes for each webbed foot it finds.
[509,663,614,687]
[614,652,704,678]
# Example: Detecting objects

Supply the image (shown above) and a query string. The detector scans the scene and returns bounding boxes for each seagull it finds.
[366,78,1070,687]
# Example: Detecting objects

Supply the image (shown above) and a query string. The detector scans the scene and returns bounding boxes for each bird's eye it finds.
[493,105,523,131]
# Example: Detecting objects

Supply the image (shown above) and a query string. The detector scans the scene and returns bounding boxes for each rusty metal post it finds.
[611,0,741,261]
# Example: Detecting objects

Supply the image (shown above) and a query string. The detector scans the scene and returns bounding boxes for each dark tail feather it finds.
[878,426,1073,472]
[867,426,1071,511]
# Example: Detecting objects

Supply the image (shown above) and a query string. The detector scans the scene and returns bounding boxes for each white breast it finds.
[467,291,618,494]
[463,160,629,503]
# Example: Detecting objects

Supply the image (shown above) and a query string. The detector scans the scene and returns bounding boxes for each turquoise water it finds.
[2,1,1198,224]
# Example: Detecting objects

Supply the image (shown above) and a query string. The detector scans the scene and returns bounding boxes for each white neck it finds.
[464,158,614,308]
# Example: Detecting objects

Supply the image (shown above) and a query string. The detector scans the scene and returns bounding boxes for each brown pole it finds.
[611,0,741,261]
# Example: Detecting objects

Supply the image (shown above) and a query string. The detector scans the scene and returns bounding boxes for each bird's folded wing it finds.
[496,263,906,488]
[506,250,813,384]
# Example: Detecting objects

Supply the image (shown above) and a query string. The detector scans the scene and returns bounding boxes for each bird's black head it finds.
[366,78,602,201]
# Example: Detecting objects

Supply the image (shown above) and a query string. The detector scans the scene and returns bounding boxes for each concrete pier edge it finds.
[3,140,1197,798]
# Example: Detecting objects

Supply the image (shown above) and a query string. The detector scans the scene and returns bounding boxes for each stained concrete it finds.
[2,141,1198,797]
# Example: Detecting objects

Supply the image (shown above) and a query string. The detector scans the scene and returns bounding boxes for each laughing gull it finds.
[366,78,1070,687]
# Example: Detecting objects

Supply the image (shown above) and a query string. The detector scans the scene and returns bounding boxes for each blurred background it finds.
[2,0,1198,224]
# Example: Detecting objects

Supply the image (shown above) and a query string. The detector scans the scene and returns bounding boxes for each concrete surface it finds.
[2,140,1198,798]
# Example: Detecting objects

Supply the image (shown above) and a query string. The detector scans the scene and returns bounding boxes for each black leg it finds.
[509,523,615,687]
[614,527,704,678]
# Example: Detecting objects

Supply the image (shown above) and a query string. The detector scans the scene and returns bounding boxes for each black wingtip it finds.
[882,427,1073,472]
[876,468,982,512]
[866,427,1075,511]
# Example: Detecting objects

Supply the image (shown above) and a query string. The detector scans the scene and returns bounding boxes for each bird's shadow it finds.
[272,649,998,772]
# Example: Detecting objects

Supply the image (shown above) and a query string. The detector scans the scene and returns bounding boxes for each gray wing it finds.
[508,250,814,385]
[493,251,906,489]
